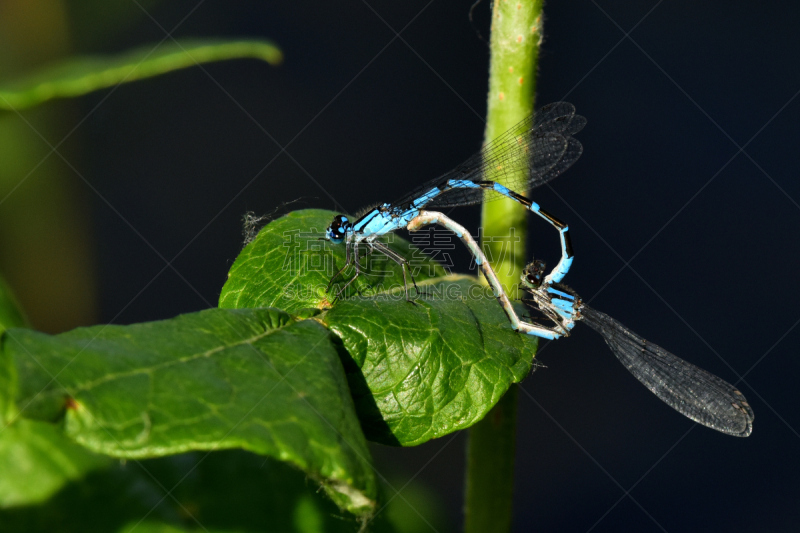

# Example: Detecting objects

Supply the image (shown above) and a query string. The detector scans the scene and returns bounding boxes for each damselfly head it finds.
[325,215,352,243]
[522,259,547,289]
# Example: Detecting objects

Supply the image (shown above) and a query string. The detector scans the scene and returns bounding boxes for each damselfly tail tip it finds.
[729,390,755,437]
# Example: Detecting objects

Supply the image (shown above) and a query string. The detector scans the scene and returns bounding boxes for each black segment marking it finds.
[563,230,573,257]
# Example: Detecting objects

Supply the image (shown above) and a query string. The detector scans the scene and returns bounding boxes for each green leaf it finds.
[3,308,376,515]
[0,306,104,510]
[0,277,27,424]
[219,209,446,314]
[220,209,537,446]
[0,419,110,508]
[0,39,282,111]
[0,450,389,533]
[324,278,536,446]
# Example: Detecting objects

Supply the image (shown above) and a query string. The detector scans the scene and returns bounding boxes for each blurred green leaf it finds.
[0,39,282,111]
[0,450,389,533]
[3,308,376,515]
[220,210,537,446]
[219,209,446,314]
[0,419,109,508]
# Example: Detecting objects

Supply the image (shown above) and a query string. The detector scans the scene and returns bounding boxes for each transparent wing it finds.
[392,102,586,209]
[581,305,754,437]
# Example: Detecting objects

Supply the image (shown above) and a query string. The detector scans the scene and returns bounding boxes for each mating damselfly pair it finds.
[319,102,754,437]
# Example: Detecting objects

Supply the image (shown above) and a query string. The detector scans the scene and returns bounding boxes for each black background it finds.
[70,1,800,531]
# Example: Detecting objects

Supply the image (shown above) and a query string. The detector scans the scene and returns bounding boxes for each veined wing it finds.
[581,305,754,437]
[392,102,586,209]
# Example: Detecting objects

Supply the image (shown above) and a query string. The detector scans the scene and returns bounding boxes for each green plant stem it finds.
[464,383,519,533]
[480,0,542,289]
[466,1,543,531]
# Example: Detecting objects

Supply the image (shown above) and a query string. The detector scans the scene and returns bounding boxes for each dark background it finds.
[13,1,800,531]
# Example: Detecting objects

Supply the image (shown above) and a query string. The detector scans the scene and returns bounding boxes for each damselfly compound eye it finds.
[325,215,351,243]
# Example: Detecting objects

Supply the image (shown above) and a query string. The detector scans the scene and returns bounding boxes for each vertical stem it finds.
[465,1,542,532]
[0,1,99,333]
[464,384,519,533]
[480,0,542,290]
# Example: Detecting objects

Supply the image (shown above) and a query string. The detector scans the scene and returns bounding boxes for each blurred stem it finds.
[466,1,542,532]
[0,0,98,333]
